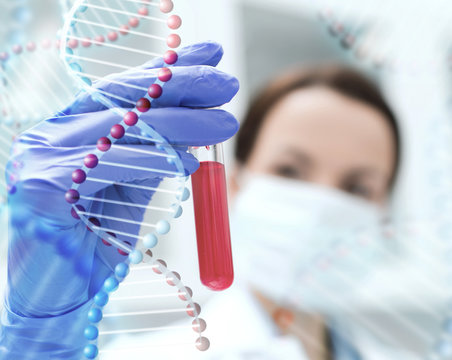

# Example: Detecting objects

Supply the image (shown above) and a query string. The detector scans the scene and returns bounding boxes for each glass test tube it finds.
[190,144,234,291]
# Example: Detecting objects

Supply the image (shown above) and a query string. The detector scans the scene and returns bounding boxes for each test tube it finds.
[190,144,234,291]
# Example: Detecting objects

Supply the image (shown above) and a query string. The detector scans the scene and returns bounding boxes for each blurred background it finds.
[2,0,452,358]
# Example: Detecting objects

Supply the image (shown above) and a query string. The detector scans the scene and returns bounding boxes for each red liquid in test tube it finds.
[190,144,234,291]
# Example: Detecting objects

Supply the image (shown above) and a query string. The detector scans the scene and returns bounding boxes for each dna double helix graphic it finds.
[59,0,209,357]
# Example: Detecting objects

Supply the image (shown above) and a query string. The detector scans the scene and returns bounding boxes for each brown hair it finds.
[235,65,401,187]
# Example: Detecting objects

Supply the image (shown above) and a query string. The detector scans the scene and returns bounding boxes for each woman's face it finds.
[242,86,397,204]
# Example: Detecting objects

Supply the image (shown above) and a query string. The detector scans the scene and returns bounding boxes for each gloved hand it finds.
[0,41,239,359]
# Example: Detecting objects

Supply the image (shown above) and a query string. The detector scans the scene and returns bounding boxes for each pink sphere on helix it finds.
[196,337,210,351]
[160,0,174,13]
[84,154,99,168]
[26,42,36,52]
[138,6,149,16]
[67,39,79,49]
[148,84,163,98]
[192,318,207,332]
[123,111,138,126]
[102,239,112,246]
[152,259,167,274]
[178,287,193,301]
[166,272,181,286]
[41,39,51,49]
[65,189,80,204]
[110,124,125,139]
[158,67,172,82]
[119,25,130,35]
[167,34,181,49]
[102,232,116,247]
[107,31,118,42]
[94,35,105,46]
[118,241,132,256]
[71,205,85,220]
[9,173,19,183]
[129,17,140,28]
[12,45,23,55]
[72,169,87,184]
[87,217,101,232]
[81,37,92,47]
[55,39,61,49]
[167,15,182,29]
[164,50,178,65]
[97,137,112,151]
[0,52,9,61]
[186,303,201,317]
[136,98,151,112]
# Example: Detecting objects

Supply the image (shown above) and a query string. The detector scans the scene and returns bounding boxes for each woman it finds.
[223,65,401,359]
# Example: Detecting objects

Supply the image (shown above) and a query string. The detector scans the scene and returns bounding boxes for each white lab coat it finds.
[102,283,309,359]
[102,280,423,360]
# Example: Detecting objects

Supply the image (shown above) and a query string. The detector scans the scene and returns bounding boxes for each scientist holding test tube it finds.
[1,40,407,360]
[0,42,239,359]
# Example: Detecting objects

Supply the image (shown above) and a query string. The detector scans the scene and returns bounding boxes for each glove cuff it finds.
[0,301,91,360]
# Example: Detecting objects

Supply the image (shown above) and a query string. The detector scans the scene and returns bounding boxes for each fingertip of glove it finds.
[194,66,239,104]
[179,41,224,67]
[216,110,240,142]
[199,41,224,66]
[228,75,240,101]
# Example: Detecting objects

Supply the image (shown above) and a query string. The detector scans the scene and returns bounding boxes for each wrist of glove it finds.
[0,300,92,360]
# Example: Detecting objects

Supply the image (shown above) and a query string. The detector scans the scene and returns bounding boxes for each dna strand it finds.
[267,117,451,358]
[0,1,154,220]
[83,250,208,359]
[0,0,32,206]
[255,209,450,358]
[0,0,32,314]
[0,0,32,46]
[60,0,78,17]
[59,0,209,357]
[0,1,152,128]
[0,40,78,127]
[314,0,451,71]
[303,2,452,357]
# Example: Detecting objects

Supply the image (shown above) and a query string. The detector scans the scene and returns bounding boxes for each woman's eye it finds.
[273,165,301,179]
[344,183,373,199]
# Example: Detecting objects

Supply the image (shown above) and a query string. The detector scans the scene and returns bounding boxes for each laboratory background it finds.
[1,0,452,359]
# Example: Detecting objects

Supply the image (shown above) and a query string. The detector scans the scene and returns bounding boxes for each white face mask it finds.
[231,175,387,314]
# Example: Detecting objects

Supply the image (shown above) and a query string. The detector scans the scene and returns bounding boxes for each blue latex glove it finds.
[0,41,239,359]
